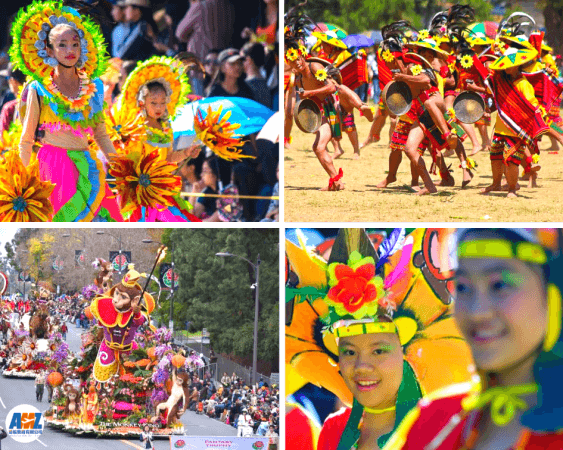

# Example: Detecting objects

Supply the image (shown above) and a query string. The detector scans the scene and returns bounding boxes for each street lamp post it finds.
[215,252,261,386]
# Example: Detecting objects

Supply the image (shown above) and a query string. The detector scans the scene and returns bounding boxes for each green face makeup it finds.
[501,270,525,288]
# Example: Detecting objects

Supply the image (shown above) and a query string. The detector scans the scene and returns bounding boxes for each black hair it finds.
[242,43,265,67]
[145,80,166,95]
[186,148,205,179]
[203,156,221,180]
[10,68,26,85]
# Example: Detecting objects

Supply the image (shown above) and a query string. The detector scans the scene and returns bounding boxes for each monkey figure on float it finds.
[153,368,191,427]
[93,258,115,292]
[86,265,155,382]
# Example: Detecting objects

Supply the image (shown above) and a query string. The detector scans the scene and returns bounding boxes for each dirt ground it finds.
[284,110,563,222]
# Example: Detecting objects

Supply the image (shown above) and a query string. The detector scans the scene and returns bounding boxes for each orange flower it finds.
[194,105,252,161]
[108,141,182,214]
[0,151,54,222]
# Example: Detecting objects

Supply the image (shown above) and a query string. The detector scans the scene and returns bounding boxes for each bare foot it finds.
[352,153,360,160]
[376,176,397,188]
[360,104,374,122]
[461,169,474,189]
[507,191,518,198]
[468,145,483,156]
[442,148,455,158]
[410,185,421,192]
[500,183,521,191]
[415,186,437,195]
[529,163,541,173]
[284,142,291,150]
[321,180,345,191]
[360,135,380,149]
[333,148,345,159]
[438,176,455,187]
[521,172,531,181]
[481,184,502,194]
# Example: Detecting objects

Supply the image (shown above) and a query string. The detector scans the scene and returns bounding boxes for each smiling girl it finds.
[384,228,563,449]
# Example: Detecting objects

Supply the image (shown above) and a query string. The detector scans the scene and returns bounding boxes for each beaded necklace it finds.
[45,69,97,113]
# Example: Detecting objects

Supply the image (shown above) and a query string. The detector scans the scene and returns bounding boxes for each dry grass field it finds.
[284,110,563,222]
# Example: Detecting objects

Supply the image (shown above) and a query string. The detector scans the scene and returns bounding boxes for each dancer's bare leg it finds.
[338,84,374,121]
[347,129,361,159]
[505,162,519,198]
[377,150,402,188]
[453,140,474,187]
[312,121,345,190]
[360,107,387,148]
[332,138,345,159]
[284,86,295,149]
[404,124,437,195]
[475,121,492,155]
[481,159,504,194]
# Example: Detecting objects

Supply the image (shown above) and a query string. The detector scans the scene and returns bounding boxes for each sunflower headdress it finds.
[286,228,473,449]
[120,56,191,120]
[9,0,108,83]
[284,3,315,62]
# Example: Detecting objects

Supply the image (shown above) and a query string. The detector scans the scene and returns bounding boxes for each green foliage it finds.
[287,0,493,33]
[159,229,279,366]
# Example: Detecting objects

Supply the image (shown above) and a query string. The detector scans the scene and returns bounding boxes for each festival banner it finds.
[52,256,64,271]
[109,251,131,272]
[160,263,179,290]
[75,249,86,267]
[169,436,276,450]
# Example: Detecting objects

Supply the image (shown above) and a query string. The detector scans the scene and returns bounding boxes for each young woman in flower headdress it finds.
[12,0,123,222]
[384,228,563,449]
[286,228,474,450]
[114,56,202,221]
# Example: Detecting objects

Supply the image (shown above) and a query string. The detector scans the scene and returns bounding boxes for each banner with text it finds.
[169,436,276,450]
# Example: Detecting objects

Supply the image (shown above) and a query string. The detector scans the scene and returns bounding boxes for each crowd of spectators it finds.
[0,0,279,222]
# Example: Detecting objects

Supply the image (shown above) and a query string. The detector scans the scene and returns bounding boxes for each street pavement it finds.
[0,321,236,450]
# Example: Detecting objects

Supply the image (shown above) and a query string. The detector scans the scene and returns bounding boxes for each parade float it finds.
[44,247,206,438]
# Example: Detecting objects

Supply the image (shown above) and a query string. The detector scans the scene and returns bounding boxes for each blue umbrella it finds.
[172,97,275,150]
[370,30,383,44]
[343,34,375,48]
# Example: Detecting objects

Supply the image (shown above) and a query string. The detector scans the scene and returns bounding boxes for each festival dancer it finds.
[286,228,473,450]
[478,47,563,197]
[313,34,370,159]
[12,0,123,221]
[114,56,202,221]
[284,13,345,191]
[384,228,563,449]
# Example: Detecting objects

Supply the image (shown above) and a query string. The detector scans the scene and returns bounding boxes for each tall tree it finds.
[158,229,279,371]
[287,0,492,33]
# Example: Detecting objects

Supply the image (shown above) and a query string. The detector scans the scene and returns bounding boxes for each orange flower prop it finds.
[108,141,182,214]
[0,151,54,222]
[194,105,252,161]
[105,102,146,152]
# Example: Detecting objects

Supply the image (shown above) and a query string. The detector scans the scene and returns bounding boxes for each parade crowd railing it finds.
[172,332,272,387]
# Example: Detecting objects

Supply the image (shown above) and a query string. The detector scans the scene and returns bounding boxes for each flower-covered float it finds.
[45,252,206,437]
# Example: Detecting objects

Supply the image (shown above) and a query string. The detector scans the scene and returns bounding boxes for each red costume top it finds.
[318,407,352,450]
[384,384,563,449]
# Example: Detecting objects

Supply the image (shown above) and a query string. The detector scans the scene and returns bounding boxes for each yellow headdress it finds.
[9,0,108,83]
[120,56,191,120]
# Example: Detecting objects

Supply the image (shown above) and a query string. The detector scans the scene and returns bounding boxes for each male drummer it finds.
[313,34,373,159]
[285,43,345,190]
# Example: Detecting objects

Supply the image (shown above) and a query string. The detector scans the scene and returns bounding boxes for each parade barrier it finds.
[169,436,277,450]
